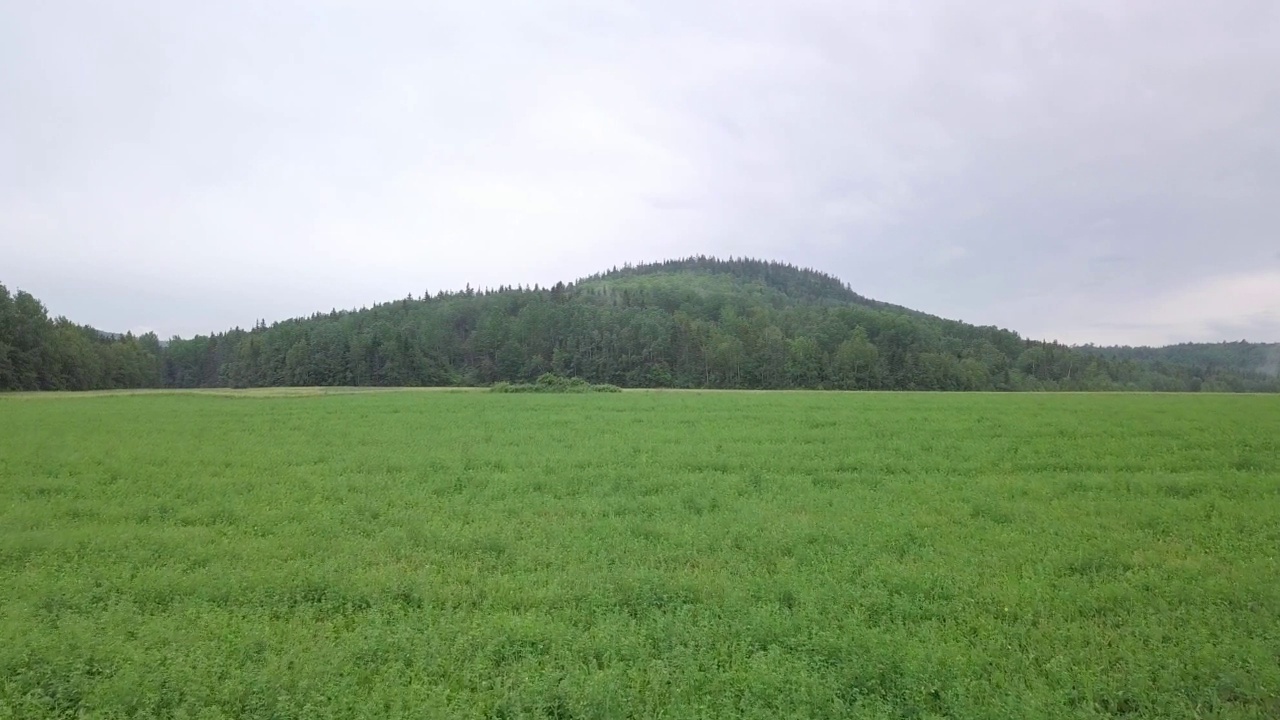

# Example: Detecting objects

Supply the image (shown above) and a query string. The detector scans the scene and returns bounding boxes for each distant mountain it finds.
[5,259,1279,392]
[1079,341,1280,378]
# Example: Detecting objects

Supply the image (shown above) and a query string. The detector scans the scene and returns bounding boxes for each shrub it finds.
[489,374,621,393]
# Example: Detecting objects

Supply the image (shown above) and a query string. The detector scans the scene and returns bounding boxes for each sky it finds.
[2,0,1279,345]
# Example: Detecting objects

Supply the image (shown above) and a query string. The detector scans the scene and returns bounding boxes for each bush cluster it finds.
[490,373,622,393]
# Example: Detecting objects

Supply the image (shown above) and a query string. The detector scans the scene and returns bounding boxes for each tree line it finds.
[0,283,162,391]
[1078,341,1280,379]
[4,259,1279,393]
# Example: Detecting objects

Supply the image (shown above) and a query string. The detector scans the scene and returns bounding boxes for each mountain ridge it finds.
[3,257,1278,392]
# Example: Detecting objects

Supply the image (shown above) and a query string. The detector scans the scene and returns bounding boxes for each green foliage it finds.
[0,282,162,391]
[1081,341,1280,379]
[5,259,1279,393]
[151,259,1280,393]
[491,373,622,393]
[1,391,1278,718]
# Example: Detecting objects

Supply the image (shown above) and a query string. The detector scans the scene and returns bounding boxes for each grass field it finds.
[2,391,1279,719]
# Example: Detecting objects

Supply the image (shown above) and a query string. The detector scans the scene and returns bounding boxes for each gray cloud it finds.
[2,0,1278,344]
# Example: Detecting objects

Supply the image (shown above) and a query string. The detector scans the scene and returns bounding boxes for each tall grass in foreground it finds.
[1,392,1278,719]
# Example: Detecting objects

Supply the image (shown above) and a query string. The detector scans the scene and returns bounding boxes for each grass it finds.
[1,391,1278,719]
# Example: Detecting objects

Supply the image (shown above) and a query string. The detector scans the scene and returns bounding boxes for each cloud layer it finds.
[3,0,1278,343]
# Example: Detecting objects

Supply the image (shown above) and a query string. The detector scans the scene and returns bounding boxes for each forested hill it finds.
[577,257,927,315]
[3,258,1279,392]
[1078,341,1280,378]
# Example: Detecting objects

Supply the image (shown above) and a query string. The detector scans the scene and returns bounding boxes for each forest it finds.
[0,283,162,391]
[3,257,1278,392]
[1078,341,1279,379]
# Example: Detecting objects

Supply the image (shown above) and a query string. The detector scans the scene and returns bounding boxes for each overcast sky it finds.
[3,0,1278,345]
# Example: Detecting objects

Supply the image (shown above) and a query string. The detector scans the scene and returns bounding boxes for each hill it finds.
[1079,341,1280,378]
[4,258,1279,392]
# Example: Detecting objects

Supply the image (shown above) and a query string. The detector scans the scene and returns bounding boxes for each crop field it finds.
[2,391,1279,719]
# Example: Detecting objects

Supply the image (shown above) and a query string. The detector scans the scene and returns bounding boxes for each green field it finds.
[2,391,1279,719]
